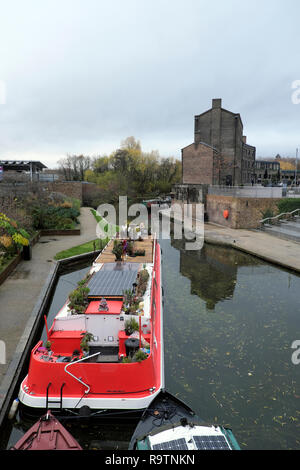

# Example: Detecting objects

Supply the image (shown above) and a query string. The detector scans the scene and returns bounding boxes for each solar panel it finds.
[152,438,188,451]
[193,435,231,450]
[87,263,139,297]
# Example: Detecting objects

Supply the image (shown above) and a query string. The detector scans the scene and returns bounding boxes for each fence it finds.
[208,186,283,199]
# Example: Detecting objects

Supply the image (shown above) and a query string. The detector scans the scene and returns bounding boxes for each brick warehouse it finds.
[182,98,256,186]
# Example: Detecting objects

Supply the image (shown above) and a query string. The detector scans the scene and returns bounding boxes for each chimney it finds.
[243,136,247,144]
[212,98,222,109]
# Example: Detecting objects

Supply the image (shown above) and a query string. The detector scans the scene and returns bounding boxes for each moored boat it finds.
[129,390,241,450]
[18,234,164,416]
[11,410,82,450]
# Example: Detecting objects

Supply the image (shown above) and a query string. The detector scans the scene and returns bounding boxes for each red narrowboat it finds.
[19,236,164,415]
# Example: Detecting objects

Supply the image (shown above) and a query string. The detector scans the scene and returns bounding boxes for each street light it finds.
[296,148,299,186]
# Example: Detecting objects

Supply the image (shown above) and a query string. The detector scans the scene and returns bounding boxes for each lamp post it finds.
[296,148,299,186]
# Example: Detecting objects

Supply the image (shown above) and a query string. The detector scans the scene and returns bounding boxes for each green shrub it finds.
[277,198,300,215]
[31,205,80,230]
[261,208,274,222]
[137,269,149,296]
[133,249,145,257]
[133,349,148,363]
[112,239,123,260]
[68,283,90,315]
[125,317,139,336]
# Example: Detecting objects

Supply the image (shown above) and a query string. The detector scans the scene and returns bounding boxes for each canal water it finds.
[2,235,300,450]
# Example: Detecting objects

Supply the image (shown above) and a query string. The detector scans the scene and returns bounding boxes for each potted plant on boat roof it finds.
[68,282,90,315]
[137,269,149,296]
[125,317,139,336]
[133,349,148,363]
[112,239,123,261]
[80,332,94,354]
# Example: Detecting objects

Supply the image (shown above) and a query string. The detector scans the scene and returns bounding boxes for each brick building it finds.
[182,99,256,186]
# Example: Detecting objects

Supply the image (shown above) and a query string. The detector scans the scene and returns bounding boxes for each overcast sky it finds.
[0,0,299,168]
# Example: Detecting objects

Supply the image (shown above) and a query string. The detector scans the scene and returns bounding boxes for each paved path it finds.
[0,207,97,386]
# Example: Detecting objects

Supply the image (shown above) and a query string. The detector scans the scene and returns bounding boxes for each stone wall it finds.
[0,181,83,203]
[42,181,83,202]
[206,195,281,229]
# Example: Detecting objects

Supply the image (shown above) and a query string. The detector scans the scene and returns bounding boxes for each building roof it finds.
[194,99,244,128]
[181,141,219,153]
[0,160,47,171]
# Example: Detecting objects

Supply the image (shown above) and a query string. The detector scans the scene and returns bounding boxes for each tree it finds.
[58,154,91,181]
[81,137,182,204]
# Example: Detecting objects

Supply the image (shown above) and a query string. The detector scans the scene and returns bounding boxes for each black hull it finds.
[19,402,144,425]
[129,389,202,450]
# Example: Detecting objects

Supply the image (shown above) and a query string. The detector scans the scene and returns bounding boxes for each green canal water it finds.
[3,235,300,450]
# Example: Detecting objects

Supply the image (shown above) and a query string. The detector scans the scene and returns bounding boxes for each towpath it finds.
[204,223,300,273]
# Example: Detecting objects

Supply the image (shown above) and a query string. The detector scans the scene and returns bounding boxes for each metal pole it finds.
[296,148,298,186]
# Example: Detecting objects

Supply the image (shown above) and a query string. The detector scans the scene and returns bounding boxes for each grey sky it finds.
[0,0,299,168]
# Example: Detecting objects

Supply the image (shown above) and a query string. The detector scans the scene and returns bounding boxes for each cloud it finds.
[0,0,299,167]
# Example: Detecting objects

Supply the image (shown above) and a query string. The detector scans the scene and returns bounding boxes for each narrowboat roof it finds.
[87,262,139,297]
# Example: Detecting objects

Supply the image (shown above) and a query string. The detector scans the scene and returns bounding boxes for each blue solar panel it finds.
[87,263,139,297]
[193,435,230,450]
[152,438,188,450]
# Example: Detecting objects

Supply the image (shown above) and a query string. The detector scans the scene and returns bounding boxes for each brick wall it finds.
[206,195,281,229]
[182,143,215,185]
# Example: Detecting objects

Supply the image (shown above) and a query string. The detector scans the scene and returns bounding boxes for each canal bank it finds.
[204,223,300,274]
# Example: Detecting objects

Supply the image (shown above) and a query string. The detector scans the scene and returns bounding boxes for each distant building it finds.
[254,160,280,183]
[0,160,47,182]
[182,98,256,186]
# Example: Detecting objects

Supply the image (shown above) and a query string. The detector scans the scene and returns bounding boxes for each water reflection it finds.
[162,235,300,450]
[172,239,263,310]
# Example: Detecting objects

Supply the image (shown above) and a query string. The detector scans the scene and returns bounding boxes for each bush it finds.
[133,249,145,257]
[112,239,123,260]
[68,282,90,315]
[137,269,149,296]
[277,198,300,214]
[0,213,30,256]
[133,349,148,363]
[31,205,80,230]
[125,317,139,336]
[261,208,274,222]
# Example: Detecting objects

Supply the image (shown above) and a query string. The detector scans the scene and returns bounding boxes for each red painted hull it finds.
[19,239,164,412]
[11,411,82,450]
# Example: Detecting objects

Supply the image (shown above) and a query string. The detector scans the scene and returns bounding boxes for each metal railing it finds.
[259,208,300,229]
[208,185,283,198]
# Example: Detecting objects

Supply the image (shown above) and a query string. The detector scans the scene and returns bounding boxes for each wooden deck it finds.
[95,237,154,264]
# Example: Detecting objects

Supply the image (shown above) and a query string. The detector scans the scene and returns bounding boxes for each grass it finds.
[90,209,120,235]
[54,238,108,260]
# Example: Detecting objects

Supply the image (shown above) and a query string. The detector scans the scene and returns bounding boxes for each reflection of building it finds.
[182,98,256,187]
[171,238,262,310]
